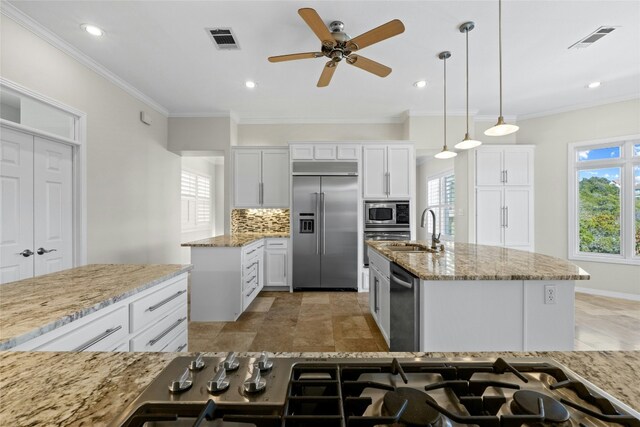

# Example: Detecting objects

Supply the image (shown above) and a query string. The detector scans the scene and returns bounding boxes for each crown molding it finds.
[1,2,169,117]
[237,116,407,125]
[517,94,640,121]
[168,112,234,119]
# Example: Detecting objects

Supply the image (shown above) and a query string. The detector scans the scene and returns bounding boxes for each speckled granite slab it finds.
[368,241,591,281]
[182,233,290,247]
[0,264,192,350]
[0,351,637,426]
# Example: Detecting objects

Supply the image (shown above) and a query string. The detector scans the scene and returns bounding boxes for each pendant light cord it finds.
[465,28,469,134]
[444,55,447,148]
[499,0,503,117]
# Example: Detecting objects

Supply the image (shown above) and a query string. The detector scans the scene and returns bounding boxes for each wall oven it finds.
[363,200,411,266]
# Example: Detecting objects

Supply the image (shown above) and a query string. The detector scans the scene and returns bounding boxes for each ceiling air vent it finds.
[568,26,619,49]
[206,28,240,50]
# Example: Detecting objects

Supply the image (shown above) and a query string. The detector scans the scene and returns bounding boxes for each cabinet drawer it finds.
[266,238,288,249]
[129,277,188,333]
[36,306,128,352]
[243,282,260,310]
[369,249,390,279]
[162,329,188,353]
[130,305,188,352]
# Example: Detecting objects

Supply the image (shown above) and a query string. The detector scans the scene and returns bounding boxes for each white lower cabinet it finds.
[13,273,189,352]
[265,238,289,287]
[368,248,390,346]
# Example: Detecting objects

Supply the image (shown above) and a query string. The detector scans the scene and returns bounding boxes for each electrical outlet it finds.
[544,285,557,304]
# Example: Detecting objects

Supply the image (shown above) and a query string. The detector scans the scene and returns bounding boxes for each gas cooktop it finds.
[111,352,640,427]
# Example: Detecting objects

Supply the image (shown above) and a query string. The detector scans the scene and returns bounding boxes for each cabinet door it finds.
[504,149,532,186]
[262,150,289,207]
[363,145,387,198]
[0,127,34,284]
[290,144,314,160]
[504,188,532,248]
[265,249,287,286]
[379,274,390,343]
[476,149,504,186]
[314,145,336,160]
[337,144,360,160]
[233,150,262,207]
[476,188,505,247]
[34,137,73,277]
[387,145,412,198]
[369,267,379,320]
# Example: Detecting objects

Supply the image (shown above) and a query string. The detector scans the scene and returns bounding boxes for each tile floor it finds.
[189,291,388,352]
[189,290,640,352]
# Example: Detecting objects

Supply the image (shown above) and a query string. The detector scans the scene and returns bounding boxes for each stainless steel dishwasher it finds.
[389,263,420,351]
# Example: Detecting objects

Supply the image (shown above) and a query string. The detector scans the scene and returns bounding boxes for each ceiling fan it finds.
[268,8,405,87]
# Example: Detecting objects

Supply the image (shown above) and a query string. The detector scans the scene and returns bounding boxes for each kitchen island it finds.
[0,350,637,425]
[367,241,590,352]
[182,233,290,321]
[0,264,191,352]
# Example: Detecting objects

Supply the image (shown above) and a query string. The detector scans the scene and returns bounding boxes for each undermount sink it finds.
[384,243,437,253]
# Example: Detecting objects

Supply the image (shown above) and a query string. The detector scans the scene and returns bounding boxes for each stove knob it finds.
[243,367,267,393]
[223,351,239,371]
[207,364,230,393]
[168,368,193,393]
[256,352,273,371]
[189,353,205,371]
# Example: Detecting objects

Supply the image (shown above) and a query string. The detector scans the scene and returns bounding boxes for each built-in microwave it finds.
[364,201,410,227]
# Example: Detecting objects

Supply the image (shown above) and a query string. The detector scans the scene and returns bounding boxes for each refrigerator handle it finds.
[321,192,326,254]
[314,192,320,254]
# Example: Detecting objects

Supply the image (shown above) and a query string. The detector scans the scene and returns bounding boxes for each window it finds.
[425,171,455,240]
[569,137,640,264]
[181,170,212,231]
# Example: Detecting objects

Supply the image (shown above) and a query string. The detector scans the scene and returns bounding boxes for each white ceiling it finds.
[7,1,640,121]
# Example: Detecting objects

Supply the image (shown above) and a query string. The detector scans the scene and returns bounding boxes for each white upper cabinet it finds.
[290,143,360,161]
[363,144,413,199]
[476,146,532,186]
[313,145,336,160]
[233,148,289,208]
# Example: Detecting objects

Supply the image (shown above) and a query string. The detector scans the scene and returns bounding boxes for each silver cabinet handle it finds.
[73,325,122,351]
[147,290,186,312]
[321,192,326,255]
[374,277,379,312]
[148,317,187,347]
[19,249,34,257]
[246,286,257,298]
[504,170,508,184]
[176,343,187,352]
[505,206,509,228]
[386,172,391,196]
[315,192,320,255]
[246,275,257,284]
[37,248,57,255]
[392,273,413,289]
[500,207,505,228]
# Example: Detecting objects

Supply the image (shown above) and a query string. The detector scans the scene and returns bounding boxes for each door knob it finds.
[19,249,34,257]
[37,248,57,255]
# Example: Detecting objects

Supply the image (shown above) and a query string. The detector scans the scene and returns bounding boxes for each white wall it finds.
[517,98,640,296]
[1,15,182,264]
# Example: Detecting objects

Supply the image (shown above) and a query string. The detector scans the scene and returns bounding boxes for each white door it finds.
[0,127,34,284]
[261,150,289,207]
[504,149,531,186]
[504,188,532,248]
[476,149,503,186]
[265,249,287,286]
[33,137,73,276]
[476,188,504,247]
[387,145,412,198]
[233,150,262,207]
[363,146,387,198]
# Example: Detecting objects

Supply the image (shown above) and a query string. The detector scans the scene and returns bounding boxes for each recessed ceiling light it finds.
[413,80,427,89]
[245,80,257,89]
[587,81,601,89]
[81,24,104,37]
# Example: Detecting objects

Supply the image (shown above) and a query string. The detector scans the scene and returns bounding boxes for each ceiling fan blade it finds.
[347,54,392,77]
[317,61,338,87]
[298,8,336,48]
[268,52,323,63]
[346,19,405,51]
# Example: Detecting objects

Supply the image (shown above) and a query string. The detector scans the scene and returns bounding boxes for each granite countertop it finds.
[0,351,637,425]
[182,232,290,247]
[0,264,192,350]
[368,241,590,281]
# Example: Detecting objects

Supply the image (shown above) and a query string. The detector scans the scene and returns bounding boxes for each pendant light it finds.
[484,0,519,136]
[435,51,457,159]
[455,22,482,150]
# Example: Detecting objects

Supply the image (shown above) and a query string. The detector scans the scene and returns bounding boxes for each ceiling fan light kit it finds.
[455,21,482,151]
[267,8,405,87]
[485,0,519,137]
[435,51,458,160]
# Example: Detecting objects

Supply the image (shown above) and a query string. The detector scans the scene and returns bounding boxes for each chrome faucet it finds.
[420,208,441,250]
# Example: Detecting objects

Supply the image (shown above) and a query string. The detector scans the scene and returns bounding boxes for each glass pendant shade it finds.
[435,147,457,159]
[455,133,482,149]
[484,116,520,136]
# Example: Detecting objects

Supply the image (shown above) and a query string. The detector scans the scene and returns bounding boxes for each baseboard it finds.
[575,287,640,302]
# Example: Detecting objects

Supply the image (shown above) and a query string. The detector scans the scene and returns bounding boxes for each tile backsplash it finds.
[232,209,290,234]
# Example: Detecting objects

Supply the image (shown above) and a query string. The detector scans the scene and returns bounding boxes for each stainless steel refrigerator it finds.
[292,166,358,290]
